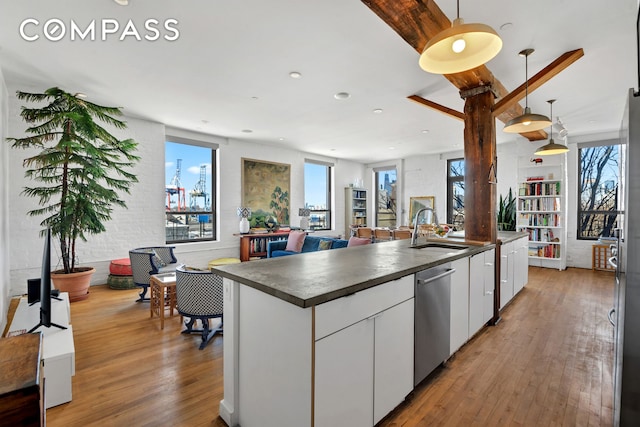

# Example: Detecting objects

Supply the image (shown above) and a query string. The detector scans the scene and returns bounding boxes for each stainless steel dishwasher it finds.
[414,263,455,386]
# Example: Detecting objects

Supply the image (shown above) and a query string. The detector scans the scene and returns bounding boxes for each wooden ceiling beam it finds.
[362,0,551,140]
[407,95,465,121]
[492,49,585,117]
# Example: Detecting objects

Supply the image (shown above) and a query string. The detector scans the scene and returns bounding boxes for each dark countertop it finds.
[213,237,495,308]
[497,231,529,244]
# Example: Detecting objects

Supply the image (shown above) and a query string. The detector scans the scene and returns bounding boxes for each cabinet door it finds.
[500,242,515,309]
[483,249,495,324]
[468,253,485,336]
[514,237,529,294]
[373,299,414,424]
[315,319,374,427]
[450,257,470,355]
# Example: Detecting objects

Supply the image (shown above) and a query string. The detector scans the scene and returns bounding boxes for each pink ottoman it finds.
[109,258,133,276]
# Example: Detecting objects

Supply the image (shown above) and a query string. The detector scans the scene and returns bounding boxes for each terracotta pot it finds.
[51,267,95,302]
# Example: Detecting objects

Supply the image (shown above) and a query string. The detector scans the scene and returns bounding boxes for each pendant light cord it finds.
[524,53,529,108]
[456,0,460,19]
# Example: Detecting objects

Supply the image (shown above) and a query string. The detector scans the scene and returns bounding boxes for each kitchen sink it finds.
[410,242,469,251]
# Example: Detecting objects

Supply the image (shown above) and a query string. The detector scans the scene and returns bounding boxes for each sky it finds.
[165,141,212,208]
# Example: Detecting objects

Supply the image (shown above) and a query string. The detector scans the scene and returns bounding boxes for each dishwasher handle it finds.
[416,268,456,285]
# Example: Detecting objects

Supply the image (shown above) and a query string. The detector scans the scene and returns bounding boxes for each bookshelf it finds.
[345,187,368,237]
[516,156,567,270]
[239,231,290,261]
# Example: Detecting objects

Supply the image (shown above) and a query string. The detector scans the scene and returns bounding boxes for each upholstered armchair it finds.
[175,266,223,350]
[129,246,179,302]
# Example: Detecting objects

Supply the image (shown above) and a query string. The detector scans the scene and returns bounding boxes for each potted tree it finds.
[7,87,139,301]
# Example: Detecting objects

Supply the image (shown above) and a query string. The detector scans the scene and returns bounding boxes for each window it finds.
[165,138,217,243]
[304,160,332,230]
[447,158,465,228]
[374,168,397,227]
[578,143,622,239]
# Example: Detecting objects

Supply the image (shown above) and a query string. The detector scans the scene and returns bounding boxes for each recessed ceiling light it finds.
[388,147,395,150]
[330,148,336,151]
[113,0,128,5]
[373,108,383,114]
[201,120,209,124]
[279,137,285,141]
[289,71,302,79]
[500,22,513,31]
[242,129,253,133]
[421,129,429,134]
[251,96,259,100]
[588,120,597,124]
[334,92,350,100]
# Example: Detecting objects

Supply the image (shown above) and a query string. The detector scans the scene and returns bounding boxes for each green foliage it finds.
[270,185,289,224]
[497,188,517,231]
[7,87,139,273]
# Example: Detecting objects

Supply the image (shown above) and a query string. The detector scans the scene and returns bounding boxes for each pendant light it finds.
[503,49,552,133]
[418,0,502,74]
[535,99,569,155]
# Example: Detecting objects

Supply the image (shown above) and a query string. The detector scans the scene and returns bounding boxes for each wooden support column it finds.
[462,87,497,244]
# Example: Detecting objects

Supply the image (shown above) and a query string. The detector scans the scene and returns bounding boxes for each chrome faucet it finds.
[411,207,439,245]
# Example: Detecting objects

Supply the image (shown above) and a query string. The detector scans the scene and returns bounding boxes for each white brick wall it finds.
[5,91,363,295]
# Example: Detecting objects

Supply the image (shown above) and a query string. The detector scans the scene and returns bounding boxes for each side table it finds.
[150,272,178,330]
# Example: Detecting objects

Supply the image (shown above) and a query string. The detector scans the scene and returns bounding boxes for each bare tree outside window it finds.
[578,145,622,239]
[447,159,465,229]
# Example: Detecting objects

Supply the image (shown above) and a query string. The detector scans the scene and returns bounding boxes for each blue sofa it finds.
[267,235,349,258]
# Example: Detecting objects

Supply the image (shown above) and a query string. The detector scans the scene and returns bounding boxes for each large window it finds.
[578,143,622,239]
[165,138,217,243]
[304,160,332,230]
[374,167,397,227]
[447,158,465,229]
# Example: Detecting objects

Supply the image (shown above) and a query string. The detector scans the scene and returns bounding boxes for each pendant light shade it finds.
[419,1,502,74]
[504,49,551,133]
[535,99,569,156]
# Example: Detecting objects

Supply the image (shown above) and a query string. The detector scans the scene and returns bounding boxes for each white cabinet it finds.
[514,236,529,294]
[499,241,515,309]
[315,318,374,427]
[469,249,495,336]
[516,156,567,270]
[373,299,414,424]
[314,276,414,427]
[450,257,470,355]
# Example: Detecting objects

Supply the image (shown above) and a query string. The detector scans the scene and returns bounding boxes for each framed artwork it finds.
[241,158,290,226]
[409,196,435,225]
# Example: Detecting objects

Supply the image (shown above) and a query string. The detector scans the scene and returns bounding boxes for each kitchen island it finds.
[212,237,495,427]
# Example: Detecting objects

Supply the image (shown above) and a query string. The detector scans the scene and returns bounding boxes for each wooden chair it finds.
[373,228,393,242]
[392,229,412,240]
[175,266,223,350]
[356,227,373,240]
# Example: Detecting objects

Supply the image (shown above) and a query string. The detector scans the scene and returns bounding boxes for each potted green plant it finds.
[497,187,517,231]
[7,87,139,301]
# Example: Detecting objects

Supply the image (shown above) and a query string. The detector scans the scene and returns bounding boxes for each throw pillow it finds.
[285,231,306,252]
[318,239,333,250]
[347,236,372,247]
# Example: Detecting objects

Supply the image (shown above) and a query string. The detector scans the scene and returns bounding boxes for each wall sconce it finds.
[299,208,311,230]
[237,207,251,234]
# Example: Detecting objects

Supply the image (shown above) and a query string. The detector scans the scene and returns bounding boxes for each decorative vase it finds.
[239,217,250,234]
[51,267,95,302]
[300,216,310,230]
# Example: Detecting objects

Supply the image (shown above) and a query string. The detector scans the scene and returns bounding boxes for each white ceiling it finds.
[0,0,637,164]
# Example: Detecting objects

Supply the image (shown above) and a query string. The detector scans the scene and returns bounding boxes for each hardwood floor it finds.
[42,267,614,427]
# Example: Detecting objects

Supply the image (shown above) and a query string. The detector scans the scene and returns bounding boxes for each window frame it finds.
[304,159,332,231]
[165,137,217,244]
[374,167,397,228]
[576,143,623,240]
[447,158,465,227]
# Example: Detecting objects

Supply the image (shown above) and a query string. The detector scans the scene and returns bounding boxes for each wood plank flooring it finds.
[41,267,614,427]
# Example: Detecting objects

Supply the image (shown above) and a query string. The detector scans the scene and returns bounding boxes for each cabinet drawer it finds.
[315,275,413,340]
